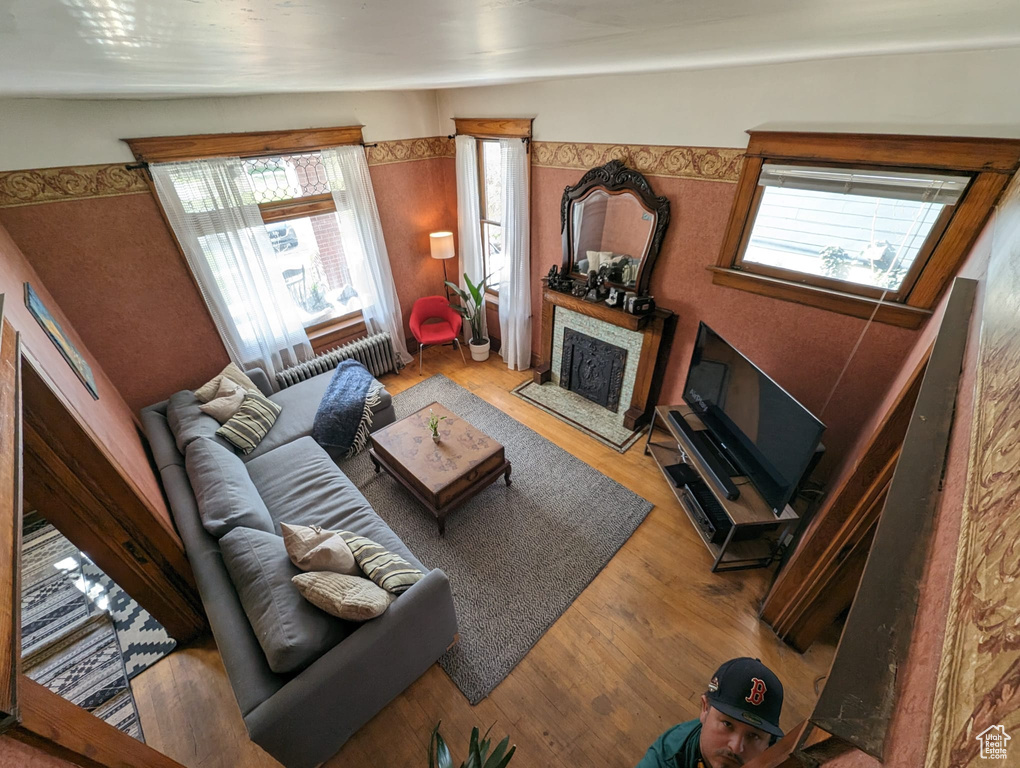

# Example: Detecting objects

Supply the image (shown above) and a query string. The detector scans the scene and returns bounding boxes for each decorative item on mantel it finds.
[427,408,446,443]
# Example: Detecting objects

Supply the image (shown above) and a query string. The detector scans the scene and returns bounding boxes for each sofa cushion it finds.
[219,527,349,674]
[185,438,274,538]
[167,390,237,454]
[195,362,261,402]
[217,391,283,455]
[292,572,394,622]
[245,437,426,573]
[243,371,392,461]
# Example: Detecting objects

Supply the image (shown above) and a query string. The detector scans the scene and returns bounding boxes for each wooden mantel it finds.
[533,281,676,430]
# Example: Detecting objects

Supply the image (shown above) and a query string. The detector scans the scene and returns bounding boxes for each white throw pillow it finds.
[293,572,395,622]
[195,363,261,403]
[199,378,246,423]
[281,523,359,576]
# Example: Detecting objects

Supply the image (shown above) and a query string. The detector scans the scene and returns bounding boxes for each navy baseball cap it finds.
[705,657,784,738]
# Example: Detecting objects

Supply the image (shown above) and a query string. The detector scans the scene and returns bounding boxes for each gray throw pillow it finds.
[220,527,348,674]
[185,438,274,538]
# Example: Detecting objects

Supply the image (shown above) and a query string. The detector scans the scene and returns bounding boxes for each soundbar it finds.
[668,410,740,501]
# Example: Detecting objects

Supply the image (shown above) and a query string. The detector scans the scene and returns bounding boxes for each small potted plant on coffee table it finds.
[427,408,447,443]
[446,272,494,362]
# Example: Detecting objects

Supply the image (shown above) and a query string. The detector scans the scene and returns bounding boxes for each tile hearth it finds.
[512,379,645,452]
[515,307,646,452]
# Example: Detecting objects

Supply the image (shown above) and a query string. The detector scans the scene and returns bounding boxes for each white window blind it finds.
[758,164,971,205]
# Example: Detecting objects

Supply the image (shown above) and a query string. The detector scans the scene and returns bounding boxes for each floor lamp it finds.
[430,231,455,300]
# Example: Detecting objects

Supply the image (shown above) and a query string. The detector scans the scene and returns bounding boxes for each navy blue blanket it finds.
[311,360,380,455]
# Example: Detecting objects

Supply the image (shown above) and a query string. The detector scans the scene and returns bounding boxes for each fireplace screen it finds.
[560,328,628,412]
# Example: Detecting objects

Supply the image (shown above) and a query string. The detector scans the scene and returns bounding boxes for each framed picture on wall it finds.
[24,282,99,400]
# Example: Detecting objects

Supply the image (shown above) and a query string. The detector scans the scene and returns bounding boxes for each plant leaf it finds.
[492,745,516,768]
[435,732,453,768]
[465,273,483,307]
[482,736,509,768]
[444,280,466,299]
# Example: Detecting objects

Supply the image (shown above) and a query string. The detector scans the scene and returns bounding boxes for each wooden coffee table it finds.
[368,402,512,535]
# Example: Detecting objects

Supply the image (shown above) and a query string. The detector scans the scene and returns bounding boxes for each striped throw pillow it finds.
[216,391,282,455]
[339,531,423,594]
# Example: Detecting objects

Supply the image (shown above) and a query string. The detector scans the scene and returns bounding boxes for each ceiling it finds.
[2,0,1019,98]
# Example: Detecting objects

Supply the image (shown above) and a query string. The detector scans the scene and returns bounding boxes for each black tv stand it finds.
[668,410,740,500]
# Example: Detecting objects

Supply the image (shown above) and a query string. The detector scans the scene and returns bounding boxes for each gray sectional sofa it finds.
[141,367,459,768]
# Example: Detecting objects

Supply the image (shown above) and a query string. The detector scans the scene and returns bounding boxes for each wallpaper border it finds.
[0,164,149,208]
[1,137,743,207]
[531,141,744,182]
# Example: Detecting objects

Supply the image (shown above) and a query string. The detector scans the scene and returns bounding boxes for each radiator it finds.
[275,331,400,389]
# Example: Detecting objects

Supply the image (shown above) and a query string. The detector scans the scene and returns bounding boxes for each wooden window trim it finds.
[714,131,1020,325]
[453,117,532,140]
[258,193,336,224]
[123,125,365,164]
[306,311,367,355]
[708,267,932,329]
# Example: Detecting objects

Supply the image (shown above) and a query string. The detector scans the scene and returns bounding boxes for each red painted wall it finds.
[0,157,458,411]
[0,221,170,523]
[531,166,920,478]
[370,158,459,350]
[0,193,229,413]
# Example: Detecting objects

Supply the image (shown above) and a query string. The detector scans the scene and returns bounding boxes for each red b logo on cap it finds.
[746,678,767,706]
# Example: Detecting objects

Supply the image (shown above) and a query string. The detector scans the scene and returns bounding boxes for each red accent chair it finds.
[409,295,466,374]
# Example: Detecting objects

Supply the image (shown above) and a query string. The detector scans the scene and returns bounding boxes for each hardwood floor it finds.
[132,348,837,768]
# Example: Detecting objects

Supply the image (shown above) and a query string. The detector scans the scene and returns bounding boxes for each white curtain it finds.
[321,145,412,365]
[150,157,312,384]
[498,139,532,370]
[455,135,487,341]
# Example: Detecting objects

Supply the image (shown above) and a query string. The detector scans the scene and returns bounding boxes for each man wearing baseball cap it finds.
[636,657,785,768]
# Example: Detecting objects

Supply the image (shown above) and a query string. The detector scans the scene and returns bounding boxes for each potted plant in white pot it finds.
[446,273,494,362]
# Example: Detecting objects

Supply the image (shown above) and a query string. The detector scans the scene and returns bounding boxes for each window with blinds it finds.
[738,163,971,296]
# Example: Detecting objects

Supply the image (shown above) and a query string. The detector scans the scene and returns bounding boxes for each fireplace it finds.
[559,328,627,412]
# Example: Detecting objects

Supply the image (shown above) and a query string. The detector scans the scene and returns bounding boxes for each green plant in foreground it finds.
[428,721,516,768]
[445,272,495,345]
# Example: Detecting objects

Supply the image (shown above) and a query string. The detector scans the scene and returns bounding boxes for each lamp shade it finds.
[429,231,455,260]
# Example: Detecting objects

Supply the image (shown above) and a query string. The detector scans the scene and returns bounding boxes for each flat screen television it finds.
[681,322,826,514]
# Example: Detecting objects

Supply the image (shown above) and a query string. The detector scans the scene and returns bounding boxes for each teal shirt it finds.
[636,720,704,768]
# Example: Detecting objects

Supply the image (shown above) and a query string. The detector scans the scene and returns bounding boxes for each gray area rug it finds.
[339,374,652,704]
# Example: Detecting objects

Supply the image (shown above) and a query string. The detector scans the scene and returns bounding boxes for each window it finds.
[125,125,368,336]
[714,132,1020,329]
[740,164,967,299]
[453,118,533,298]
[478,139,505,292]
[242,151,361,328]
